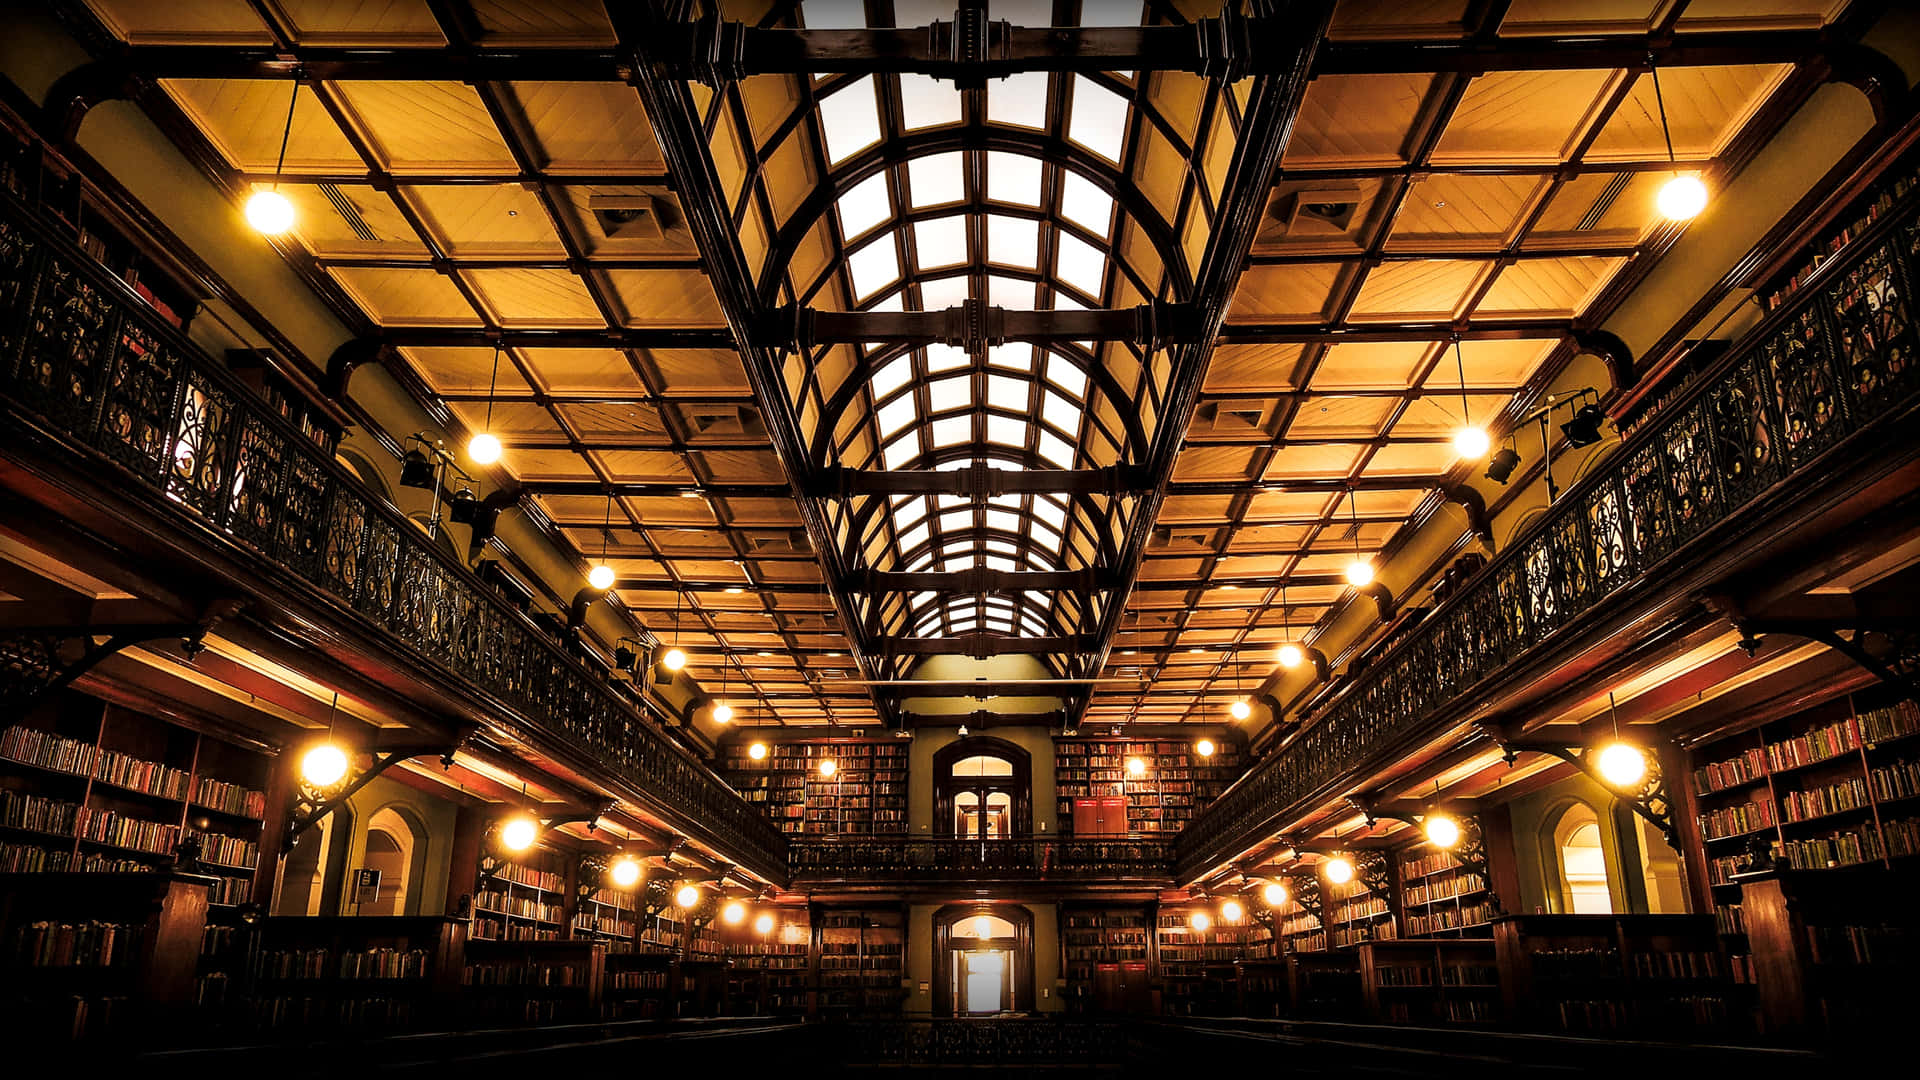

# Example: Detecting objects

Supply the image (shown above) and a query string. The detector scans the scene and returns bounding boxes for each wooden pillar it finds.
[251,747,300,911]
[1666,741,1715,915]
[1739,876,1810,1038]
[1482,804,1524,914]
[444,804,484,915]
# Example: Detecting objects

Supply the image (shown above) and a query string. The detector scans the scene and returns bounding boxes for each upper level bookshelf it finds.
[722,739,907,837]
[1397,844,1493,939]
[1055,735,1242,836]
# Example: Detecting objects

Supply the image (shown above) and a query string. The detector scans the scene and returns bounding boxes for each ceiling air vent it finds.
[1195,401,1265,432]
[1265,183,1365,236]
[1575,173,1633,232]
[745,531,801,553]
[685,404,757,436]
[589,194,667,239]
[1151,526,1214,550]
[319,183,378,242]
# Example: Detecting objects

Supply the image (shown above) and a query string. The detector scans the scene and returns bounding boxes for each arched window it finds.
[934,737,1031,839]
[360,806,425,916]
[1553,804,1613,914]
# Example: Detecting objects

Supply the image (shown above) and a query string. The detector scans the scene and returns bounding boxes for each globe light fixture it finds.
[1324,855,1355,885]
[1220,899,1245,923]
[754,912,775,935]
[1229,700,1252,721]
[467,431,502,465]
[1596,741,1650,789]
[500,814,540,852]
[1658,174,1709,221]
[1345,558,1375,587]
[245,190,296,235]
[712,702,734,724]
[610,856,643,888]
[748,742,768,761]
[1423,813,1462,850]
[1195,738,1216,759]
[675,884,701,908]
[1126,757,1147,778]
[818,757,837,778]
[1262,881,1289,907]
[1278,643,1304,669]
[661,647,687,671]
[300,743,349,788]
[588,563,616,591]
[1189,911,1212,932]
[1453,426,1491,459]
[722,900,748,925]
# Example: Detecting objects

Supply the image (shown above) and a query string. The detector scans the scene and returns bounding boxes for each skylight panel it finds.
[986,554,1015,571]
[873,355,912,399]
[1046,357,1088,399]
[991,0,1052,22]
[1068,76,1129,163]
[848,236,900,298]
[990,378,1036,411]
[986,152,1043,207]
[878,394,917,436]
[919,275,968,311]
[892,496,926,529]
[988,492,1021,510]
[837,172,891,239]
[899,523,929,552]
[914,216,968,270]
[986,509,1020,534]
[1054,232,1107,296]
[987,539,1018,556]
[987,215,1040,269]
[899,73,962,130]
[943,555,971,571]
[820,77,883,164]
[1076,0,1143,26]
[931,416,969,446]
[894,0,952,24]
[939,509,971,532]
[988,71,1050,130]
[988,344,1034,371]
[1033,522,1063,551]
[989,275,1035,309]
[1038,431,1075,467]
[925,344,969,372]
[987,414,1026,446]
[1034,498,1066,530]
[883,435,917,469]
[1042,389,1079,432]
[928,375,971,412]
[1059,171,1115,234]
[950,619,977,632]
[936,493,969,509]
[803,0,867,28]
[908,152,965,207]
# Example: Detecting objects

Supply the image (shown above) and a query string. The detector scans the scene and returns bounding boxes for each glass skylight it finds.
[989,71,1050,130]
[914,216,968,270]
[837,172,891,239]
[986,152,1043,207]
[899,73,962,130]
[1067,75,1129,163]
[847,236,900,298]
[1060,171,1115,233]
[988,215,1040,269]
[908,152,966,208]
[1055,232,1107,296]
[819,77,882,164]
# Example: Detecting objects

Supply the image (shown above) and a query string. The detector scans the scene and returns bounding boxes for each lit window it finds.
[987,215,1040,269]
[987,414,1026,446]
[932,416,969,446]
[837,172,891,239]
[1042,390,1079,432]
[908,152,965,207]
[848,236,900,298]
[928,375,971,412]
[899,523,929,552]
[986,151,1043,207]
[1034,498,1066,530]
[1067,75,1128,163]
[986,509,1020,534]
[819,77,882,163]
[914,216,968,270]
[988,345,1033,371]
[1033,522,1062,551]
[925,344,969,371]
[1055,232,1106,296]
[986,554,1015,571]
[1046,356,1088,399]
[986,374,1027,412]
[899,73,962,130]
[1038,431,1075,467]
[989,275,1035,309]
[878,394,918,436]
[872,356,912,398]
[883,435,917,469]
[988,71,1050,130]
[1060,171,1115,233]
[939,509,971,532]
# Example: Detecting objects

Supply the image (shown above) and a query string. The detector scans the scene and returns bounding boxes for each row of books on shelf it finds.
[1330,897,1391,923]
[1405,902,1494,937]
[1699,797,1776,840]
[610,969,667,991]
[1405,872,1486,906]
[1530,947,1728,982]
[574,914,634,937]
[1762,165,1920,312]
[474,889,562,923]
[1401,851,1467,879]
[1065,946,1149,962]
[1805,923,1915,967]
[0,839,144,875]
[465,962,591,987]
[1375,962,1501,987]
[9,920,142,968]
[187,829,258,870]
[1333,922,1395,948]
[1775,814,1920,870]
[1,726,185,800]
[472,919,558,942]
[820,941,903,956]
[1160,945,1244,963]
[256,947,431,981]
[1064,914,1148,929]
[1696,702,1920,796]
[492,863,562,892]
[1549,996,1735,1031]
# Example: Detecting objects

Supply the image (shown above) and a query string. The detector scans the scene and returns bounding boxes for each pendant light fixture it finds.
[1449,335,1490,459]
[246,78,300,235]
[468,343,505,465]
[1228,655,1251,720]
[1343,489,1374,587]
[588,492,616,590]
[1595,691,1650,788]
[1649,55,1709,221]
[1277,582,1304,668]
[661,585,687,672]
[712,659,734,723]
[300,692,350,788]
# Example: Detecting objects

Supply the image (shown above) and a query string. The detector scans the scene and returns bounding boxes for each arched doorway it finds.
[933,736,1032,839]
[360,805,425,916]
[933,905,1034,1017]
[1549,803,1613,914]
[276,805,351,916]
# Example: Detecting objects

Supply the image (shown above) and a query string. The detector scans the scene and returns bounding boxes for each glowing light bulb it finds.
[610,856,643,888]
[1596,742,1649,789]
[1658,174,1708,221]
[1262,882,1288,907]
[1424,813,1462,850]
[1453,426,1491,459]
[300,744,349,788]
[722,900,747,925]
[675,885,700,908]
[1126,757,1146,778]
[1345,559,1375,587]
[661,647,687,671]
[754,913,775,935]
[1278,643,1304,669]
[500,814,539,852]
[467,432,501,465]
[748,742,768,761]
[818,757,837,778]
[712,702,734,723]
[1189,911,1212,932]
[1220,899,1245,923]
[1195,738,1216,758]
[588,563,616,590]
[1229,700,1251,721]
[1324,855,1355,885]
[245,189,295,234]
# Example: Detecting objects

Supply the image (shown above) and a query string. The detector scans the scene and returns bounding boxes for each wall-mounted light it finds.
[300,743,349,788]
[675,884,701,909]
[500,814,540,852]
[1595,741,1650,789]
[1485,442,1521,484]
[722,900,747,925]
[1261,881,1289,907]
[1219,899,1245,923]
[1323,855,1355,885]
[610,855,643,888]
[1423,813,1462,850]
[1561,402,1606,448]
[754,912,775,935]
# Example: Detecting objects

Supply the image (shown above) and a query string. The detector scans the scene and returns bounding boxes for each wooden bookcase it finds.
[1735,864,1919,1042]
[465,938,605,1025]
[1325,875,1396,949]
[815,905,905,1016]
[1060,903,1152,1014]
[1234,958,1290,1017]
[1492,914,1741,1037]
[1358,939,1500,1025]
[723,738,908,837]
[247,915,466,1035]
[472,849,568,943]
[1054,735,1241,836]
[1285,951,1364,1019]
[604,951,675,1018]
[1397,844,1494,939]
[1154,906,1250,1015]
[0,690,270,911]
[573,884,638,952]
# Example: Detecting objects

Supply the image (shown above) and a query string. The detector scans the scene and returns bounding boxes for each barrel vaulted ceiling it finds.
[66,0,1847,728]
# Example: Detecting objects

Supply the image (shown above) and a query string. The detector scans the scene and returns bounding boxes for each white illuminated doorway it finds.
[963,950,1006,1014]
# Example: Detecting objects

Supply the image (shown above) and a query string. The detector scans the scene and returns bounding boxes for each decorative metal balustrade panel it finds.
[1174,197,1920,880]
[788,838,1174,881]
[0,197,785,878]
[840,1021,1127,1066]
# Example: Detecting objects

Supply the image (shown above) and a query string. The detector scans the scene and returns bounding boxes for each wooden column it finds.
[251,747,299,911]
[444,804,484,915]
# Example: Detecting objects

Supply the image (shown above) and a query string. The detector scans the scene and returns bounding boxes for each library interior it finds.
[0,0,1917,1074]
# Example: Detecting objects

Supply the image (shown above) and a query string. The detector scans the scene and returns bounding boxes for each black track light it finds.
[447,487,480,524]
[1561,403,1606,448]
[1485,445,1521,484]
[399,449,437,490]
[613,644,638,672]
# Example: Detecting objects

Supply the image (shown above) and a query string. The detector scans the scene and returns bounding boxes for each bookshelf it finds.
[722,739,908,837]
[604,951,676,1018]
[0,872,212,1042]
[465,939,605,1025]
[815,905,905,1016]
[1234,958,1290,1017]
[247,915,465,1035]
[1285,951,1364,1019]
[1060,903,1152,1014]
[573,883,638,952]
[733,908,813,1016]
[1397,844,1494,939]
[0,691,270,911]
[1315,874,1396,951]
[1155,906,1248,1015]
[1054,735,1242,835]
[1357,939,1501,1025]
[1492,914,1741,1037]
[472,848,568,943]
[1736,863,1919,1040]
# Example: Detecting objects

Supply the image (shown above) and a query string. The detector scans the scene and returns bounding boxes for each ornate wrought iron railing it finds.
[789,837,1173,881]
[1175,186,1920,881]
[836,1020,1130,1065]
[0,194,787,880]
